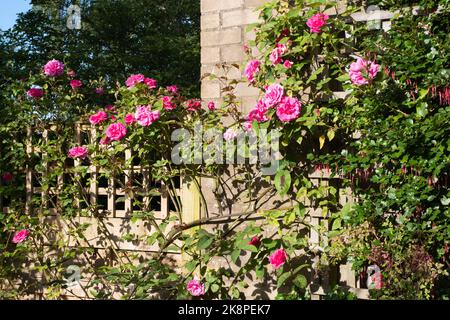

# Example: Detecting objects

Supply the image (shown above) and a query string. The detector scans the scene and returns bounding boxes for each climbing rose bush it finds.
[2,0,449,301]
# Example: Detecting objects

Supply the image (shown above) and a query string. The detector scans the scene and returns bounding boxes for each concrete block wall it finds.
[201,0,268,113]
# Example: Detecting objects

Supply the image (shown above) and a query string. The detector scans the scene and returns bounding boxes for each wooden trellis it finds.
[24,123,183,220]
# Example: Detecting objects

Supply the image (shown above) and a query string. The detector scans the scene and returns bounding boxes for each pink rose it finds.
[269,248,288,269]
[68,146,88,159]
[106,122,127,141]
[187,278,205,297]
[247,99,269,123]
[186,99,202,112]
[89,111,108,125]
[207,101,215,111]
[27,88,44,99]
[12,229,29,244]
[248,236,261,247]
[269,48,282,65]
[70,80,82,90]
[167,85,178,94]
[283,60,293,69]
[144,78,157,89]
[224,128,238,141]
[269,44,287,65]
[95,87,105,95]
[244,59,261,83]
[125,74,145,88]
[306,13,329,33]
[135,106,160,126]
[2,172,13,183]
[242,121,253,132]
[369,62,380,79]
[124,113,136,125]
[43,59,64,77]
[276,96,301,122]
[349,57,380,86]
[264,83,284,107]
[162,96,176,110]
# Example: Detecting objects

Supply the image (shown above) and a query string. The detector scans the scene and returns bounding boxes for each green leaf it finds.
[306,66,324,84]
[277,271,291,288]
[197,235,214,250]
[336,74,350,82]
[416,102,428,117]
[332,218,342,230]
[210,283,220,293]
[275,170,291,196]
[231,249,241,263]
[293,274,307,289]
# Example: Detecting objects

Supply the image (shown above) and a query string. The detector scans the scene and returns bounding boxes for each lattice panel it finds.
[25,123,182,220]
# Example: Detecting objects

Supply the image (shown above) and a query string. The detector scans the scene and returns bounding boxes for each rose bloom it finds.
[106,122,127,141]
[144,78,157,89]
[70,80,83,90]
[349,57,380,86]
[27,87,44,99]
[167,85,178,94]
[89,111,108,125]
[135,106,160,126]
[248,236,261,247]
[124,113,136,125]
[12,229,30,244]
[68,146,88,159]
[269,248,288,269]
[2,172,13,183]
[247,100,269,123]
[186,99,202,112]
[43,59,65,77]
[244,59,261,83]
[95,87,105,95]
[276,96,301,122]
[269,44,287,65]
[284,60,293,69]
[242,121,253,132]
[162,96,176,110]
[306,13,329,33]
[264,83,284,107]
[207,101,215,111]
[187,278,205,297]
[125,74,145,88]
[224,128,239,141]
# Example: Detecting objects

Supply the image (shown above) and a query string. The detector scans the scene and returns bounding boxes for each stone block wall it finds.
[201,0,267,114]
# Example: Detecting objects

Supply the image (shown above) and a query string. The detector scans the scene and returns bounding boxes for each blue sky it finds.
[0,0,31,30]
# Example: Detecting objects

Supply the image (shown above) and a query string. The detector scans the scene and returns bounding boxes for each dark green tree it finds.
[1,0,200,96]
